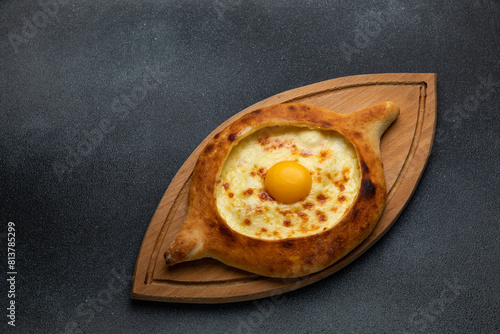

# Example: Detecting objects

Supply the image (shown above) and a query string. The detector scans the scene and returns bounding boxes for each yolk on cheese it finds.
[215,126,361,240]
[264,161,312,204]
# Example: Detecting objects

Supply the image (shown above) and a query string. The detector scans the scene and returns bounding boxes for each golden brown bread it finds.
[164,101,399,278]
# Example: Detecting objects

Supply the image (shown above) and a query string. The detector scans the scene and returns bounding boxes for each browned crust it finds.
[164,101,399,278]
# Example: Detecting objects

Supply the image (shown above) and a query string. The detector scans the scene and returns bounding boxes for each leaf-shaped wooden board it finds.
[131,73,436,303]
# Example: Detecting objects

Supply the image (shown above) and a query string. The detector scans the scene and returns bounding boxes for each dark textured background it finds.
[1,0,499,333]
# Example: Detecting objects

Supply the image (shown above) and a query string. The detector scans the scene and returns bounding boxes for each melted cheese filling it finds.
[215,126,361,240]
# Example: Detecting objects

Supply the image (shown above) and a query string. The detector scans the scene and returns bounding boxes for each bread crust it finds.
[164,101,399,278]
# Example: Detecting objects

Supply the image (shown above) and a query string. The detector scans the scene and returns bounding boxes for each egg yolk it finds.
[264,161,312,204]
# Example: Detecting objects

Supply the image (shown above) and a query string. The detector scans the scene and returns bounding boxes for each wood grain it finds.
[131,73,437,303]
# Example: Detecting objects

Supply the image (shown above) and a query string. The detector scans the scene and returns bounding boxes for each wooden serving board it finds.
[131,73,437,303]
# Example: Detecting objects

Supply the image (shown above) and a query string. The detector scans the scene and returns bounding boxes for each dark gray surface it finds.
[1,0,499,333]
